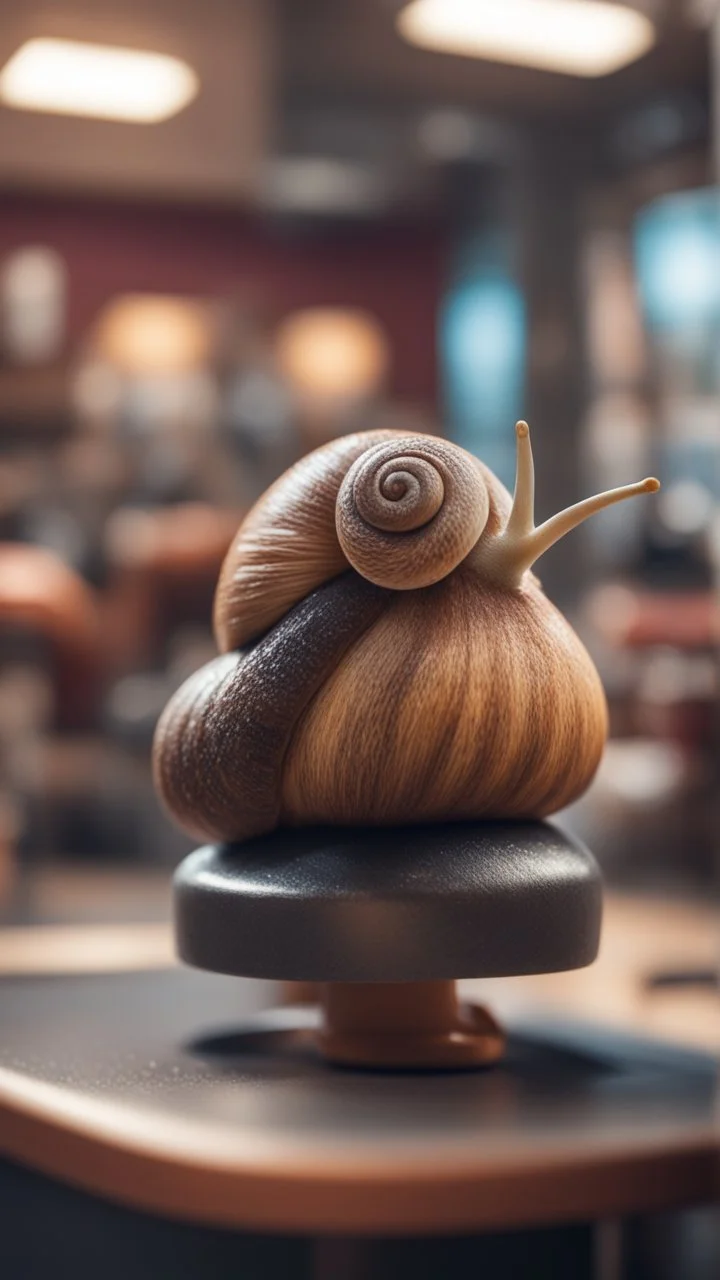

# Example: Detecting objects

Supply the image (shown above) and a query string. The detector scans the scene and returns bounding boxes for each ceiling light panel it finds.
[0,38,198,123]
[397,0,656,78]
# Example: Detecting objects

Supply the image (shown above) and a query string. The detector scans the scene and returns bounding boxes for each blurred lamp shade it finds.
[275,308,389,401]
[94,295,211,377]
[397,0,655,77]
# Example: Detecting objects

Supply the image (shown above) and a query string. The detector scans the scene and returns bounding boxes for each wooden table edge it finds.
[0,1066,717,1235]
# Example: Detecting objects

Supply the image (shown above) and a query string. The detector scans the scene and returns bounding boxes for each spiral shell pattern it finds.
[336,437,489,590]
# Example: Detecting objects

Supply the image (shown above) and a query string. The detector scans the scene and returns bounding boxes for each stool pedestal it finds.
[318,981,505,1068]
[174,821,602,1070]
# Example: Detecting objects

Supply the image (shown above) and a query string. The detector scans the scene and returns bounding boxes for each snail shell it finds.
[335,435,489,589]
[213,431,497,651]
[153,428,615,844]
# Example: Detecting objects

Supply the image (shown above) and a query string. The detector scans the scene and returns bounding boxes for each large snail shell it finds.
[281,570,607,827]
[154,430,607,844]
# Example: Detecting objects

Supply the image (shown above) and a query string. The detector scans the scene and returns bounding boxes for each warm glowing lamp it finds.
[275,309,389,400]
[0,38,198,123]
[94,295,211,376]
[397,0,656,78]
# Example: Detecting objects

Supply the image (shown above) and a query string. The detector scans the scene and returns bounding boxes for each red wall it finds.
[0,195,444,404]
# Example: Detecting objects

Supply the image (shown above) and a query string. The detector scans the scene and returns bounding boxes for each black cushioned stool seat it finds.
[175,821,602,983]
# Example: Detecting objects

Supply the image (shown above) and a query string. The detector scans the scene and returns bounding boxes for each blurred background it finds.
[0,0,717,1037]
[0,4,718,1274]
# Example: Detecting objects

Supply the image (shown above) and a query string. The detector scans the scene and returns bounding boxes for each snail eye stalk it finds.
[481,420,659,589]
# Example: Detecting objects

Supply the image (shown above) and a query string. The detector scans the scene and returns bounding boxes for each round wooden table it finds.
[0,965,716,1278]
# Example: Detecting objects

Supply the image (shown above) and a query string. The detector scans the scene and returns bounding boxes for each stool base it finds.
[317,980,505,1069]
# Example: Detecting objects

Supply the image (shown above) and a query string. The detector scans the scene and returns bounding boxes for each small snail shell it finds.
[154,423,659,844]
[335,436,489,590]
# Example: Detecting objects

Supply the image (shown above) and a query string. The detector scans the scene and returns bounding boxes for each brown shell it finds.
[335,435,490,589]
[213,430,404,652]
[154,430,608,843]
[281,571,607,828]
[213,430,507,650]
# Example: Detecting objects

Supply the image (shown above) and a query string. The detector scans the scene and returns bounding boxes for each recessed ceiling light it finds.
[397,0,656,78]
[0,38,198,123]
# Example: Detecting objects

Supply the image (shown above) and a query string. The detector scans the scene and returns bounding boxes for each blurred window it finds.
[440,243,525,485]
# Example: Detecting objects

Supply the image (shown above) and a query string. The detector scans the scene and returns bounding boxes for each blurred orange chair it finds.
[0,542,101,731]
[103,503,240,672]
[0,544,103,887]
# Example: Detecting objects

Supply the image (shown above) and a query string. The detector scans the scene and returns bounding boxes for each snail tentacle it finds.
[473,420,660,589]
[504,420,534,539]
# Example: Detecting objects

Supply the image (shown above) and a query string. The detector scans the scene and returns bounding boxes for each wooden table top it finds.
[0,968,716,1234]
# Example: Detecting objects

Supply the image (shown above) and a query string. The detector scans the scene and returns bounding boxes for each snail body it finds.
[154,424,658,843]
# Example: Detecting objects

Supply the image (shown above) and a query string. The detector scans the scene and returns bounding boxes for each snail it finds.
[153,422,658,844]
